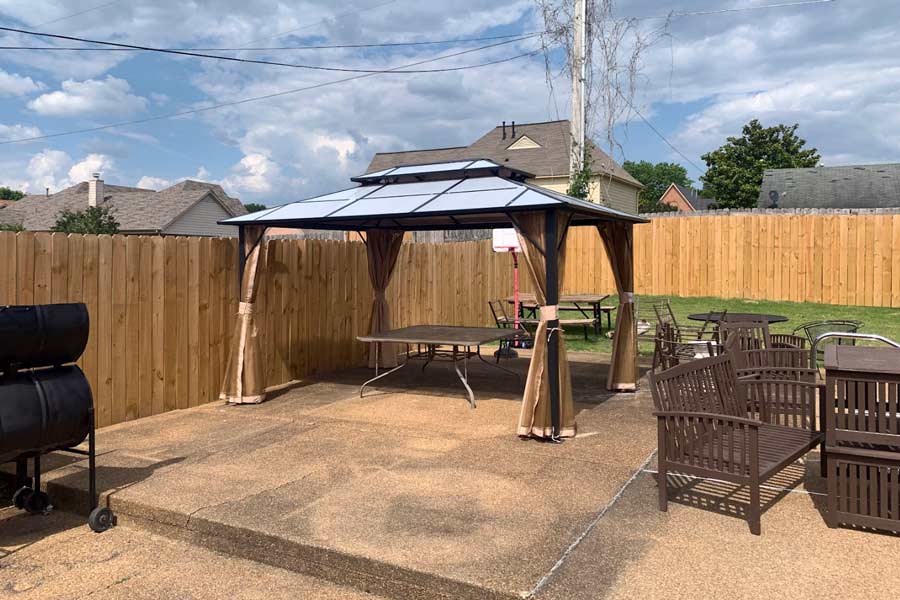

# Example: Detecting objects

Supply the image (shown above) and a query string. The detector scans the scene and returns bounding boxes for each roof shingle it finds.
[758,163,900,209]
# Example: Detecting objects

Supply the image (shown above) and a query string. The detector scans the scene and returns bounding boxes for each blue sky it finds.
[1,0,897,205]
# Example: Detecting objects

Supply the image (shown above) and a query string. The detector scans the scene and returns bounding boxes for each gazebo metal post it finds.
[544,208,561,437]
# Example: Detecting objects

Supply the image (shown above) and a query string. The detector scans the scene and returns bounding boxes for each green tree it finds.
[52,206,120,235]
[0,186,25,201]
[622,160,689,213]
[0,223,24,232]
[700,119,820,209]
[243,202,267,213]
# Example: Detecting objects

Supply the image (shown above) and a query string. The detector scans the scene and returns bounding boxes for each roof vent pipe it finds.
[511,121,516,138]
[502,121,506,139]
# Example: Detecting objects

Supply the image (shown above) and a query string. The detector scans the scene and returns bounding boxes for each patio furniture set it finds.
[647,303,900,536]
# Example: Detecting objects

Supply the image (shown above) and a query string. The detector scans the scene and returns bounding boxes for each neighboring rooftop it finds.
[0,177,247,233]
[672,183,717,210]
[367,119,642,188]
[759,163,900,209]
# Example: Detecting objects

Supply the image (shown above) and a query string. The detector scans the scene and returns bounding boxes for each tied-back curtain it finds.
[512,212,576,438]
[598,222,637,391]
[366,229,404,368]
[221,225,268,404]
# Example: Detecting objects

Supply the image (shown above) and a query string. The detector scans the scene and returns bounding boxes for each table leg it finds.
[360,344,409,397]
[476,346,521,381]
[452,345,476,409]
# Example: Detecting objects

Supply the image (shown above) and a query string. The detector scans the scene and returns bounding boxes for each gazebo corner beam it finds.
[544,208,561,438]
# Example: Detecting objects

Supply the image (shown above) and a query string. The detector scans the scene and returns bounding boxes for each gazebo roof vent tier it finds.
[220,160,646,231]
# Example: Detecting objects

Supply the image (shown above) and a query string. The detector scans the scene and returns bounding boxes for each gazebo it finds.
[219,159,646,439]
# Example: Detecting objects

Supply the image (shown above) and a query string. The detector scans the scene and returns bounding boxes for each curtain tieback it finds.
[541,305,562,342]
[621,292,635,303]
[238,301,255,315]
[374,290,387,301]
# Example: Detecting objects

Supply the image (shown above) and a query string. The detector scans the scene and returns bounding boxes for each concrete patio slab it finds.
[4,354,657,599]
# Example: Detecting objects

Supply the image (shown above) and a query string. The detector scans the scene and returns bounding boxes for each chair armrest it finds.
[654,411,761,427]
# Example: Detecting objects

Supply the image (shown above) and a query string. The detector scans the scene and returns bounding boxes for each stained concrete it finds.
[0,508,385,599]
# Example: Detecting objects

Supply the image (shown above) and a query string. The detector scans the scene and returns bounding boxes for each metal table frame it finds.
[359,327,521,408]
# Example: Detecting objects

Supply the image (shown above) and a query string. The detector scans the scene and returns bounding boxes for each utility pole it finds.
[570,0,586,179]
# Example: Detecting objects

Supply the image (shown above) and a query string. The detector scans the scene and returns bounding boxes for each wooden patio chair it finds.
[650,354,824,535]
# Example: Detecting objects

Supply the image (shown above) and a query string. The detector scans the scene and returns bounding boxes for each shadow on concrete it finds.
[659,461,808,525]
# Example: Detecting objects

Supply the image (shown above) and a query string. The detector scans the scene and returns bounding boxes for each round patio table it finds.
[687,312,788,324]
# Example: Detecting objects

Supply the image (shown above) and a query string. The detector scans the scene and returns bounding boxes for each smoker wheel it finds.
[88,506,115,533]
[12,486,33,510]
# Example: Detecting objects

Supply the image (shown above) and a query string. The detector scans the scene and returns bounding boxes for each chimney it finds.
[45,187,49,197]
[88,172,103,208]
[502,121,506,139]
[511,121,516,138]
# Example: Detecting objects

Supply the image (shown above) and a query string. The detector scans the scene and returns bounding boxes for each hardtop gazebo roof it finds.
[220,159,647,231]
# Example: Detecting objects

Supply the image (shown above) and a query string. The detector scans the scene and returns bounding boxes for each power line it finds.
[635,0,837,20]
[616,91,705,174]
[0,31,542,52]
[31,0,125,28]
[0,43,542,146]
[0,26,538,73]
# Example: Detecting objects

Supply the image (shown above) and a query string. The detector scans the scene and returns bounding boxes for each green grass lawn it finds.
[562,295,900,355]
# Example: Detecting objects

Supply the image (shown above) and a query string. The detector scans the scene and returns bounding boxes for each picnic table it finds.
[357,325,521,408]
[507,293,613,334]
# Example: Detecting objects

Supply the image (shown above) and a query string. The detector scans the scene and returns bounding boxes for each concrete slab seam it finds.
[524,449,658,599]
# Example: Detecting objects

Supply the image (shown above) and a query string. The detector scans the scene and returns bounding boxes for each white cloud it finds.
[136,175,171,190]
[0,69,43,96]
[28,76,148,117]
[136,167,216,191]
[13,150,116,194]
[221,153,280,195]
[0,123,41,141]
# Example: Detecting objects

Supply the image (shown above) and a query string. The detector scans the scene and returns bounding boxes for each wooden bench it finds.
[650,353,825,535]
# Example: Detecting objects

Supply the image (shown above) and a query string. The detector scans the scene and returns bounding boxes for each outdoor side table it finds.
[823,345,900,532]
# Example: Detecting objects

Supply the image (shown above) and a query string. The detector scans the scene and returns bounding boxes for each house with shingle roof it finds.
[367,120,643,215]
[659,183,717,212]
[758,163,900,209]
[0,174,247,236]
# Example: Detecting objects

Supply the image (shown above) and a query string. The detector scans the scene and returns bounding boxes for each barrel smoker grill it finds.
[1,303,115,532]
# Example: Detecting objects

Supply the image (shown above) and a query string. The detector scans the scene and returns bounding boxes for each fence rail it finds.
[2,212,899,427]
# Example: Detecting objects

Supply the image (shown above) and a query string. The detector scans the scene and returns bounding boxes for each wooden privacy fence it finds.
[2,212,899,427]
[562,213,900,308]
[0,231,518,428]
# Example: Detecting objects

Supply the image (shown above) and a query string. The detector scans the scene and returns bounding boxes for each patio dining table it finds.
[357,325,521,408]
[687,312,788,325]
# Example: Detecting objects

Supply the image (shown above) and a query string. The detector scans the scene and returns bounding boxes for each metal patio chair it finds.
[793,320,862,367]
[652,321,720,371]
